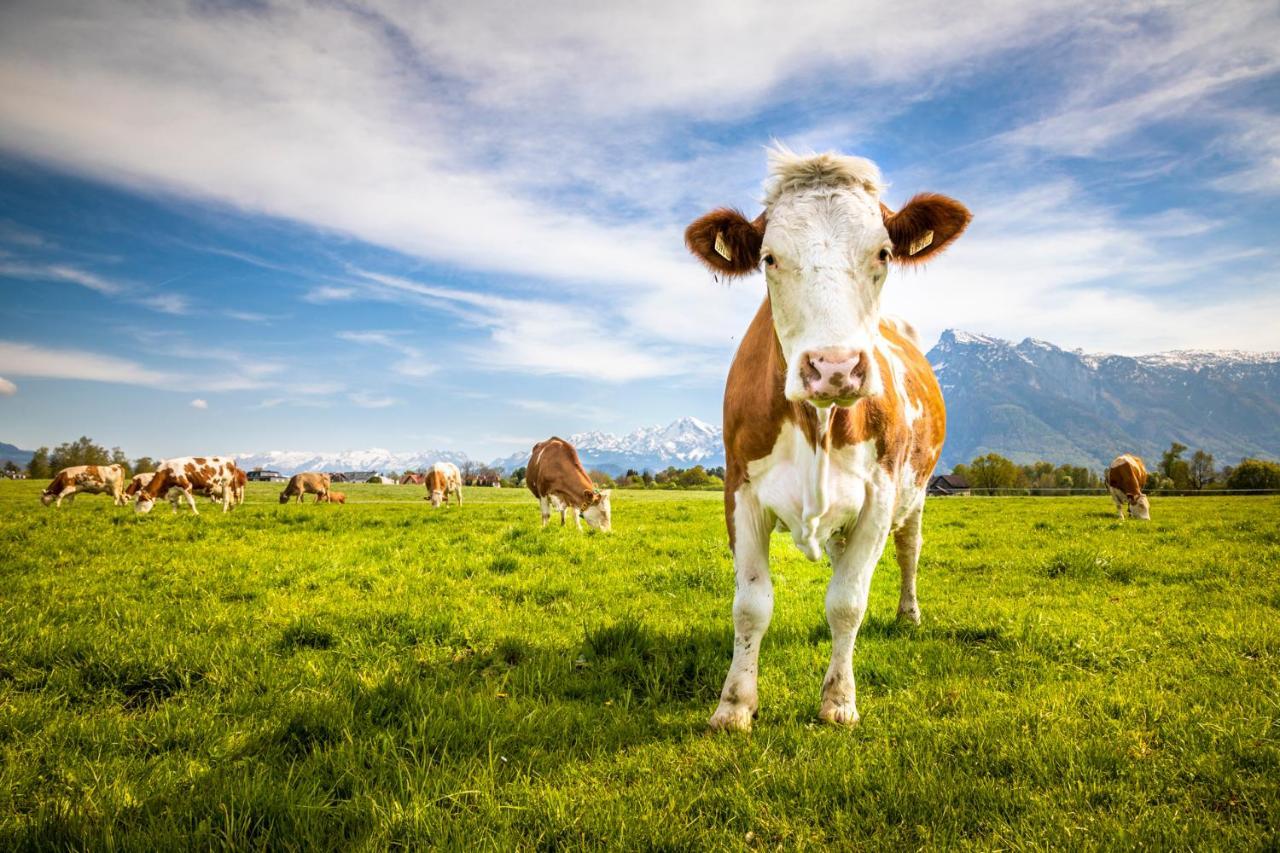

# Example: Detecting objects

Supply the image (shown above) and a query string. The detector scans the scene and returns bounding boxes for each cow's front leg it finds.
[820,489,893,727]
[183,488,200,515]
[455,486,463,506]
[710,493,773,732]
[539,497,551,527]
[571,507,582,530]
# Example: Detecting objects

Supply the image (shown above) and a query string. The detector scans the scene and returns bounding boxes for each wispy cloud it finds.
[0,260,122,294]
[0,376,16,395]
[349,391,399,409]
[190,398,207,409]
[337,330,437,379]
[0,340,171,386]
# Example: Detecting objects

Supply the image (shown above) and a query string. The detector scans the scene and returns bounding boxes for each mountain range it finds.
[927,330,1280,471]
[6,332,1278,476]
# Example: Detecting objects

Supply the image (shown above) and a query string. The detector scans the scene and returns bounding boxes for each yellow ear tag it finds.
[714,232,733,261]
[909,230,935,256]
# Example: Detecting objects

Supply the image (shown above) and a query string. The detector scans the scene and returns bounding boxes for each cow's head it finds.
[1129,494,1151,521]
[686,148,970,407]
[39,491,55,507]
[581,489,612,532]
[134,493,157,514]
[426,471,448,507]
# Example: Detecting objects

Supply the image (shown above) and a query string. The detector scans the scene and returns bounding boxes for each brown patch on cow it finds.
[194,457,206,465]
[880,194,971,265]
[424,469,447,495]
[684,209,767,277]
[722,302,947,548]
[1106,455,1148,500]
[527,438,597,511]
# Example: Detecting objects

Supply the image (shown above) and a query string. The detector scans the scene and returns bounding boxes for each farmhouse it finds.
[399,472,425,485]
[246,468,285,482]
[329,470,378,483]
[928,474,971,496]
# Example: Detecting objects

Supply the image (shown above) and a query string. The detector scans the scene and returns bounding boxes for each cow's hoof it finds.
[896,607,921,626]
[709,702,755,733]
[819,700,860,727]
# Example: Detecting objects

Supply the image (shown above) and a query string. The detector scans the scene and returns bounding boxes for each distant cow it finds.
[318,491,346,504]
[424,462,462,508]
[526,437,611,531]
[41,464,127,507]
[279,472,330,504]
[125,472,155,497]
[135,457,240,514]
[1106,454,1150,520]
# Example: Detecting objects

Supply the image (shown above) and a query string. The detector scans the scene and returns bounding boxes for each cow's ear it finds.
[685,208,766,277]
[882,194,971,265]
[583,488,596,503]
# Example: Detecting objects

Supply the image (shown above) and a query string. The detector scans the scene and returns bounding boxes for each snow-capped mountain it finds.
[492,416,724,475]
[234,447,469,476]
[929,329,1280,471]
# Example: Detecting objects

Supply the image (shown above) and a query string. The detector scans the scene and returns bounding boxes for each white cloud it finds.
[0,340,172,386]
[349,391,399,409]
[0,376,16,395]
[140,292,191,315]
[189,398,207,409]
[0,260,122,294]
[337,330,437,379]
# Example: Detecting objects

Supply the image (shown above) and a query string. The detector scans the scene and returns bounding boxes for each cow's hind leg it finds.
[820,494,893,726]
[539,497,551,527]
[894,505,923,624]
[184,488,200,515]
[710,493,774,733]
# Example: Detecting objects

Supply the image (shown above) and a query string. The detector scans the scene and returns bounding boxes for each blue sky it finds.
[1,0,1277,461]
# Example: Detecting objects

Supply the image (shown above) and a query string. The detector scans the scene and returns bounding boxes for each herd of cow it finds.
[30,149,1159,730]
[36,435,617,530]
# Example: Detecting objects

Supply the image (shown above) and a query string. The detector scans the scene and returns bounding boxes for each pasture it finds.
[1,481,1277,849]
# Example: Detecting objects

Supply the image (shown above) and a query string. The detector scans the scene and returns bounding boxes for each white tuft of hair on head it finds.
[763,142,887,208]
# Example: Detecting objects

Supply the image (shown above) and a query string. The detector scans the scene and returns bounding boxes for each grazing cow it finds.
[318,490,346,504]
[135,457,240,514]
[424,462,463,508]
[1106,454,1150,520]
[125,472,155,497]
[526,437,612,531]
[684,148,970,731]
[279,472,330,504]
[41,464,127,507]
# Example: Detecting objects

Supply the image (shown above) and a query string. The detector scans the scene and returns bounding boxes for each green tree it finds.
[2,460,19,477]
[26,447,50,479]
[110,447,131,477]
[133,456,157,475]
[1225,458,1280,491]
[1189,450,1215,490]
[49,436,111,472]
[1159,442,1191,489]
[967,453,1021,495]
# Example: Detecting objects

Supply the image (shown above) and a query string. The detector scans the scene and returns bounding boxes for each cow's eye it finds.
[878,247,891,262]
[762,253,776,267]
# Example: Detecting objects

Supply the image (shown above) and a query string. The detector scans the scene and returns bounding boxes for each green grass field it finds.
[1,481,1277,849]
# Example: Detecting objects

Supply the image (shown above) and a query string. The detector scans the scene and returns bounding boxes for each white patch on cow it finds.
[760,147,891,403]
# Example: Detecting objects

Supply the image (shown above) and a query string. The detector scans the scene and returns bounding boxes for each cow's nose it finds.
[799,348,869,402]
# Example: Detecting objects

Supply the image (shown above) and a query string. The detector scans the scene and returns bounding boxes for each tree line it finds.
[951,443,1280,494]
[17,436,157,482]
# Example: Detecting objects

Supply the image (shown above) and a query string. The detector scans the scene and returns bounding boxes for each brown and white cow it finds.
[424,462,463,508]
[318,490,346,504]
[135,457,241,514]
[1106,454,1150,520]
[125,471,155,498]
[41,464,127,507]
[685,147,970,731]
[279,472,330,504]
[526,437,611,531]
